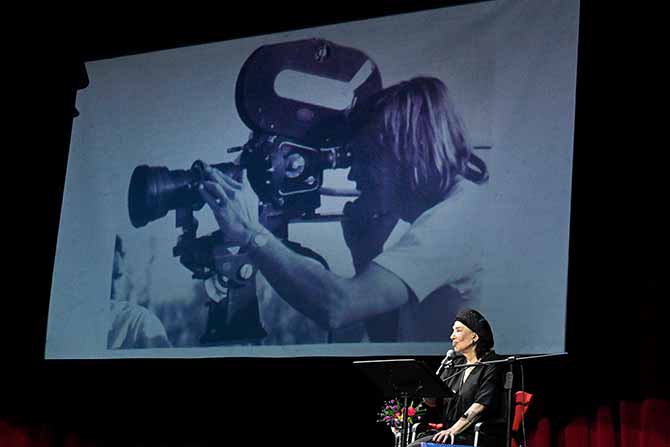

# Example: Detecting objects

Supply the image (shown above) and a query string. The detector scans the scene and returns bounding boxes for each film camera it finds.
[127,39,382,343]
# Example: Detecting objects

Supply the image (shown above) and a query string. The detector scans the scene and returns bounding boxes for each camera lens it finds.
[128,165,199,228]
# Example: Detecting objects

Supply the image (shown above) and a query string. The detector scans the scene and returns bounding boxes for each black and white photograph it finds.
[44,0,579,358]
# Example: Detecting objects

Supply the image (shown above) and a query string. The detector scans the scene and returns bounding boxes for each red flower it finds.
[378,400,427,429]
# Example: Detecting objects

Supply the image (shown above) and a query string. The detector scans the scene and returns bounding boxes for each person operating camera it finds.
[199,76,488,342]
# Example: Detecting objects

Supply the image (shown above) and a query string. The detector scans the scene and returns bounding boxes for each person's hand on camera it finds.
[199,162,262,247]
[341,194,398,273]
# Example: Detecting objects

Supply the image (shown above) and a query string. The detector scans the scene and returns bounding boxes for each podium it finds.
[354,359,454,447]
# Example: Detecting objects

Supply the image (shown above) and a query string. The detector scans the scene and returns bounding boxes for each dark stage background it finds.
[2,2,667,446]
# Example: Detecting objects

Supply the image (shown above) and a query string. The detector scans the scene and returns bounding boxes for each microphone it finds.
[436,349,456,376]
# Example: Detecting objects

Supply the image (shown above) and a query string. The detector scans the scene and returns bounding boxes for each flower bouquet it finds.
[377,399,427,432]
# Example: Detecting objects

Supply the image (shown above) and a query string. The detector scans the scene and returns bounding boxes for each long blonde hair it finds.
[353,77,479,210]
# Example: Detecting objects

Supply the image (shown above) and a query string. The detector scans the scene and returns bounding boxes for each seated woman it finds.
[410,308,503,446]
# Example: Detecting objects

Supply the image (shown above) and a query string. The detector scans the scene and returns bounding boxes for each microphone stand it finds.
[396,386,420,447]
[450,352,567,447]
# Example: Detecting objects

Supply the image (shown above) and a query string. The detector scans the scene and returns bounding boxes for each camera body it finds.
[129,38,381,228]
[127,38,382,342]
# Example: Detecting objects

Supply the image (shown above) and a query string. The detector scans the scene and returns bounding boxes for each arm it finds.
[247,233,408,329]
[432,402,486,444]
[198,164,409,330]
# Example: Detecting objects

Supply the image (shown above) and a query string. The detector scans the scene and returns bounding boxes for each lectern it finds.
[354,359,453,447]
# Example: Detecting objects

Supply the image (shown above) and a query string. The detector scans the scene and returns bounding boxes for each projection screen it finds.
[46,0,580,359]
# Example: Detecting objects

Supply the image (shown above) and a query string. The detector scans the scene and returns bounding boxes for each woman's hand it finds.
[432,428,457,444]
[198,162,262,246]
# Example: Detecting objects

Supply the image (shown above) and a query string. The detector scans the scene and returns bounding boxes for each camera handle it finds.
[171,206,267,344]
[180,193,342,345]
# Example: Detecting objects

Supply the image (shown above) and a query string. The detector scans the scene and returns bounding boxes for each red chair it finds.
[474,391,533,447]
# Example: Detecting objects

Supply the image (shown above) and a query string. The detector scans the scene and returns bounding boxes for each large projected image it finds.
[46,0,580,358]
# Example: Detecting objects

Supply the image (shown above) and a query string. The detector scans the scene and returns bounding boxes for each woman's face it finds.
[450,321,477,353]
[346,132,400,217]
